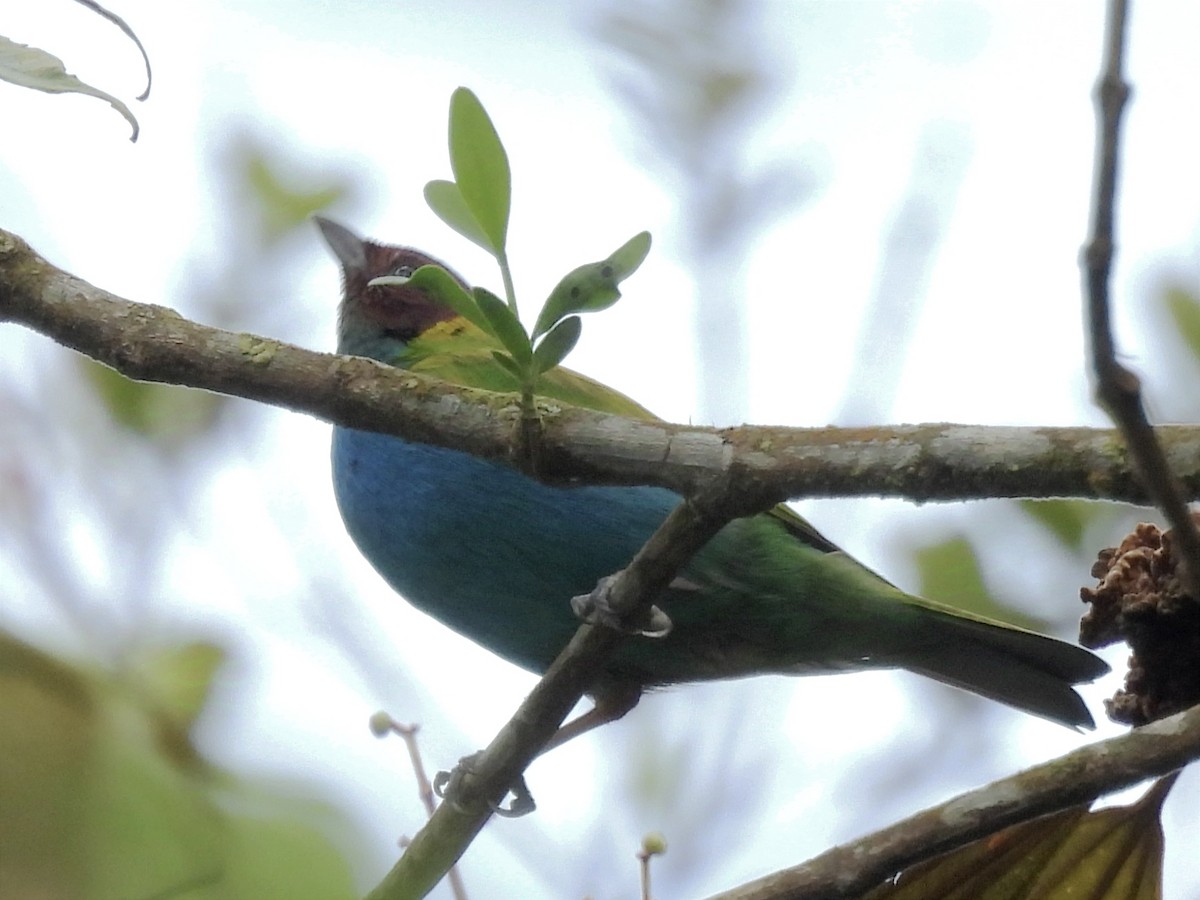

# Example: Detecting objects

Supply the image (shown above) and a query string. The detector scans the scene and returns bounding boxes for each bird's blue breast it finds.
[332,427,681,674]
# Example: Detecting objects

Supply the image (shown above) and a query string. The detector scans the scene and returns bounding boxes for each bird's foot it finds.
[570,574,673,637]
[433,752,537,818]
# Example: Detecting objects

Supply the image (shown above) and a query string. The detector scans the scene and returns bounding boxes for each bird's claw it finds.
[433,753,537,818]
[571,574,673,637]
[490,774,536,817]
[431,763,462,806]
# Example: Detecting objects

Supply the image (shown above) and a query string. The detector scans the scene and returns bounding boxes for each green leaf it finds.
[532,231,653,338]
[532,316,582,375]
[0,631,361,900]
[608,230,653,275]
[83,360,221,444]
[244,153,347,243]
[491,350,525,382]
[423,179,494,253]
[865,776,1173,899]
[1019,499,1109,553]
[1164,285,1200,365]
[218,804,359,900]
[127,641,225,734]
[369,264,490,334]
[914,536,1047,632]
[474,287,531,365]
[534,263,618,339]
[0,35,139,140]
[447,87,511,253]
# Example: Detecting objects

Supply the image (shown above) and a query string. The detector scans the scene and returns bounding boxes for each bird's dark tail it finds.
[903,609,1110,729]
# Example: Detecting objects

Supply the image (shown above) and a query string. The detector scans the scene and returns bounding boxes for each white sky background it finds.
[4,1,1200,897]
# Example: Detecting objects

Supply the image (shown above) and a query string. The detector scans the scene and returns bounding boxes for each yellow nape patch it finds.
[403,316,656,420]
[416,316,492,347]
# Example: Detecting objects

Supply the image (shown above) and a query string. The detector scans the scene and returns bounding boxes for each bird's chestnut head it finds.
[315,216,469,359]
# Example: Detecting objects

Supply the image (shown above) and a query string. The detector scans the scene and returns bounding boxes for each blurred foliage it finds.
[1019,499,1116,555]
[611,689,773,893]
[595,0,818,424]
[0,630,360,900]
[76,139,353,452]
[914,536,1047,632]
[244,152,346,246]
[83,359,223,445]
[866,776,1172,900]
[1164,285,1200,367]
[1,119,373,898]
[126,639,226,735]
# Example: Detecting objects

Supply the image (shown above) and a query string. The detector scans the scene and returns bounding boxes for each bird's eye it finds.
[390,264,415,278]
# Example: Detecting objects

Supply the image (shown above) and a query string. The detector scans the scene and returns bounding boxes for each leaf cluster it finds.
[368,88,651,401]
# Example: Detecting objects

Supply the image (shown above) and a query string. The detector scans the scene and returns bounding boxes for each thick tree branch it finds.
[3,227,1199,507]
[708,703,1200,900]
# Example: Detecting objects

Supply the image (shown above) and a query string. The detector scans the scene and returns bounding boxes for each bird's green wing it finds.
[763,503,844,556]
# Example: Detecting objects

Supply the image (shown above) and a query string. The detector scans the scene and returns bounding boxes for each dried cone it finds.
[1081,517,1200,726]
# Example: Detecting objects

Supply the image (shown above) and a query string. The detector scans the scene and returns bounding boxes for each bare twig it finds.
[638,833,667,900]
[707,704,1200,900]
[1084,0,1200,598]
[396,722,439,819]
[370,716,469,900]
[2,228,1197,506]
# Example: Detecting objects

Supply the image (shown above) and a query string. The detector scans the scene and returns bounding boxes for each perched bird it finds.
[317,217,1109,743]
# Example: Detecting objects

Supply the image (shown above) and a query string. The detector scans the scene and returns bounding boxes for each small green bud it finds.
[368,710,395,737]
[641,832,668,856]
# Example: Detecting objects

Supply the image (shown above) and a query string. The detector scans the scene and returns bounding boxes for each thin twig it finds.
[1084,0,1200,599]
[706,704,1200,900]
[394,723,438,817]
[637,833,667,900]
[387,719,469,900]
